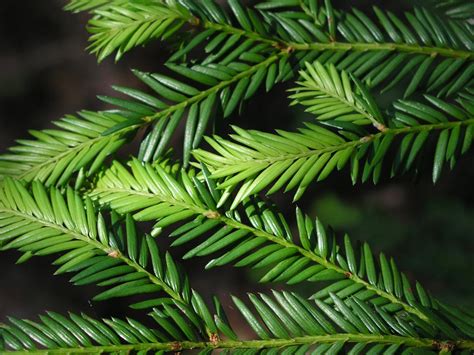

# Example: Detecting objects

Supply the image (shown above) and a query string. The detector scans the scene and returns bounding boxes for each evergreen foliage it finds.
[1,0,473,353]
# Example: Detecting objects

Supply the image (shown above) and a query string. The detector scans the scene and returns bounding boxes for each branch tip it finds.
[171,341,183,352]
[374,122,388,132]
[189,16,200,26]
[108,250,121,258]
[209,332,220,345]
[433,340,455,352]
[204,210,220,219]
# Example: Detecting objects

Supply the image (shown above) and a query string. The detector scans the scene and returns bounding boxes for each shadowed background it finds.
[1,0,473,325]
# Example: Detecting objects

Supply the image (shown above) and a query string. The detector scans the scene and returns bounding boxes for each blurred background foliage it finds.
[0,0,472,324]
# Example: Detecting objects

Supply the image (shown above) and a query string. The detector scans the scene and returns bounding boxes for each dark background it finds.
[1,0,473,324]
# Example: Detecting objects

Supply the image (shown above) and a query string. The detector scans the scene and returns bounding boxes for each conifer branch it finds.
[0,178,190,307]
[88,159,472,330]
[1,2,473,353]
[3,335,474,354]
